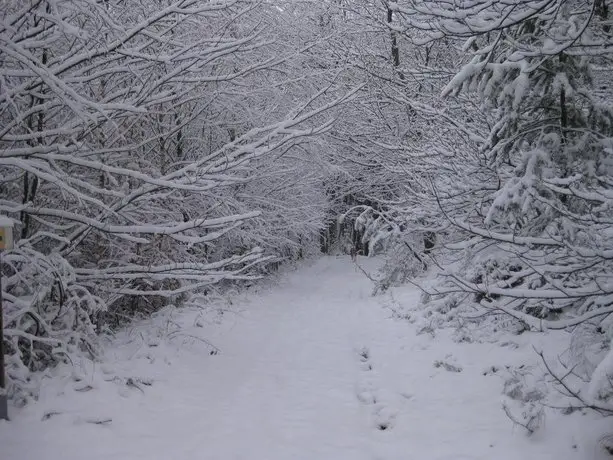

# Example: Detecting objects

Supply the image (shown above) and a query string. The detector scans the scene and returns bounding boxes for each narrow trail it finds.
[0,257,589,460]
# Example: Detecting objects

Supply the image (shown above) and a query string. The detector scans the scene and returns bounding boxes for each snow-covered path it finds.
[0,257,596,459]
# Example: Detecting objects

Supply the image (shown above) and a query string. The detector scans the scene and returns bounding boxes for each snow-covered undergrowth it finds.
[1,256,610,459]
[392,262,613,457]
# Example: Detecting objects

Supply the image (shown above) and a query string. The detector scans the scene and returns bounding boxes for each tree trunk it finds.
[387,6,404,80]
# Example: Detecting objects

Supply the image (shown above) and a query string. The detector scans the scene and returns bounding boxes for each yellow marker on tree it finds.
[0,222,14,250]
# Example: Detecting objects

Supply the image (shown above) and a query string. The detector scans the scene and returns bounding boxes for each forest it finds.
[1,0,613,456]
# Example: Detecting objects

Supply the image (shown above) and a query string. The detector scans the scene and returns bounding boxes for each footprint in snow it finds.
[354,345,399,433]
[373,405,397,432]
[357,391,377,405]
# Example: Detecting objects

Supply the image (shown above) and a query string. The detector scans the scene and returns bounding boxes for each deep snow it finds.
[0,256,608,459]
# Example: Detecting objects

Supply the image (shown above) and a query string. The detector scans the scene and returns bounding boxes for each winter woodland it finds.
[2,0,613,456]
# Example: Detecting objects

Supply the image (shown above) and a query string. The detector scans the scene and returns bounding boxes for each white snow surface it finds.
[0,256,608,459]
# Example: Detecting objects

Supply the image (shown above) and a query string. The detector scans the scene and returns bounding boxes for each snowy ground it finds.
[0,256,608,459]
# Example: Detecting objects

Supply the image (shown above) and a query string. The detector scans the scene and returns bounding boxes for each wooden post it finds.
[0,216,15,421]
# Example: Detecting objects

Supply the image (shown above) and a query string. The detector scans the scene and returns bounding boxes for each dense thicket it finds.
[390,0,613,327]
[0,0,353,402]
[366,0,613,413]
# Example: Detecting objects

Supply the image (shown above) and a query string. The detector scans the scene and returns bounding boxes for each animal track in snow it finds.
[354,346,397,433]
